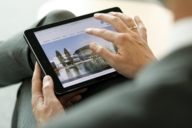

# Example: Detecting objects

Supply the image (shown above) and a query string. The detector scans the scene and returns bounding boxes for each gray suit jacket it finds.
[45,45,192,128]
[0,10,79,128]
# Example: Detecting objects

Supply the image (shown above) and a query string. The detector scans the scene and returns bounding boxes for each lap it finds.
[12,79,37,128]
[12,75,129,128]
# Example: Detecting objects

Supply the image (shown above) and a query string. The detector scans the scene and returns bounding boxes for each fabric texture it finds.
[45,45,192,128]
[0,10,76,87]
[10,10,76,128]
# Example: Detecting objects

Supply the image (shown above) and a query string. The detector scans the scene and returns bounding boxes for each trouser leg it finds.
[12,79,37,128]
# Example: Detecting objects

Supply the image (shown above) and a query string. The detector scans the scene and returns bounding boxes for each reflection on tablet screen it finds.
[34,17,117,88]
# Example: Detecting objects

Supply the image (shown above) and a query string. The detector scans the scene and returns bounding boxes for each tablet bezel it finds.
[24,7,122,95]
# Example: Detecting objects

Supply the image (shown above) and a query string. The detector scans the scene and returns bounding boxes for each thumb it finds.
[89,42,116,67]
[43,75,56,103]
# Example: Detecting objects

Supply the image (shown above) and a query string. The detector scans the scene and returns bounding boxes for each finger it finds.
[59,88,87,103]
[64,100,73,108]
[42,75,56,103]
[85,28,118,44]
[63,95,82,108]
[64,95,82,107]
[94,13,129,33]
[134,16,147,42]
[89,42,118,68]
[109,12,139,33]
[32,63,43,105]
[70,95,82,103]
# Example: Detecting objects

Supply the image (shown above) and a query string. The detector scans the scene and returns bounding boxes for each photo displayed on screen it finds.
[35,17,117,88]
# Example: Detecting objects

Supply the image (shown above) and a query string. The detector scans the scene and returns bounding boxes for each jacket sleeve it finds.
[0,10,76,87]
[45,80,192,128]
[0,33,33,87]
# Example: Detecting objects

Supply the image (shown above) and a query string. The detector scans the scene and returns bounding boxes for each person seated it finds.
[31,0,192,127]
[1,9,148,128]
[0,0,192,127]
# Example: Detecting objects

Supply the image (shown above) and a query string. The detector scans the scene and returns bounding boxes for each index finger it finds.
[94,13,129,33]
[32,63,43,99]
[85,28,119,45]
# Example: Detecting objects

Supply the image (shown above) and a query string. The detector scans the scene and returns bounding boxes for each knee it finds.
[46,10,76,22]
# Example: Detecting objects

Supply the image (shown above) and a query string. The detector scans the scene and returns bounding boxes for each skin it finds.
[32,63,87,127]
[164,0,192,21]
[32,0,192,126]
[86,12,155,78]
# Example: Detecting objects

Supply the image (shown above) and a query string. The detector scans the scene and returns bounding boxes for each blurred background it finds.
[0,0,173,127]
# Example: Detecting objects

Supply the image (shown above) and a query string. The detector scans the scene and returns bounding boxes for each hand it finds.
[32,63,87,127]
[85,12,156,78]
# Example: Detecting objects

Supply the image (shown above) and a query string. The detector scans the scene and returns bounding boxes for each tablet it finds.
[24,7,122,95]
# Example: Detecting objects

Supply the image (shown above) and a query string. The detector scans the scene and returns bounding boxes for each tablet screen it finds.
[34,17,117,88]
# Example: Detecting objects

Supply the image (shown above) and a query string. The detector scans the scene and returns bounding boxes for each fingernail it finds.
[95,44,102,53]
[90,43,103,54]
[97,45,103,53]
[43,76,51,85]
[135,16,140,20]
[90,42,97,51]
[85,28,92,32]
[109,12,116,15]
[94,13,100,17]
[90,42,97,47]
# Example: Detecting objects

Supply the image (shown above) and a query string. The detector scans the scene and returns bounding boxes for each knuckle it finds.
[52,99,60,105]
[125,17,133,22]
[99,29,106,34]
[110,55,121,67]
[31,99,36,107]
[131,33,139,39]
[113,55,120,62]
[119,34,128,41]
[31,100,34,107]
[111,17,120,22]
[113,12,121,17]
[31,77,36,83]
[141,26,147,32]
